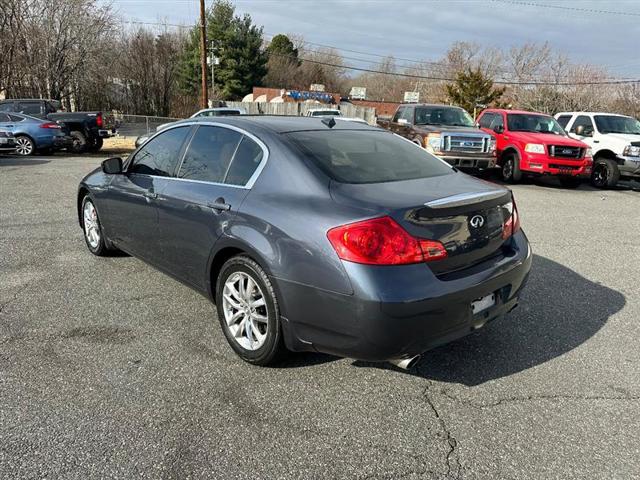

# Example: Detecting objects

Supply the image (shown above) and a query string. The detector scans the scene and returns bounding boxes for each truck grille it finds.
[442,134,491,154]
[549,145,583,159]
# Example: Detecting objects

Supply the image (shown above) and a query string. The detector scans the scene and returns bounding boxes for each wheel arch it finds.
[77,186,90,228]
[593,149,617,161]
[499,146,520,166]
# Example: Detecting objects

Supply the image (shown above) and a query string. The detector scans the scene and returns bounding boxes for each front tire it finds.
[81,196,110,256]
[502,153,522,183]
[591,158,619,189]
[15,135,35,156]
[215,255,285,366]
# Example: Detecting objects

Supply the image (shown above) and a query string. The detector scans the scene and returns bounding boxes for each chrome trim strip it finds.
[424,190,508,208]
[127,120,269,190]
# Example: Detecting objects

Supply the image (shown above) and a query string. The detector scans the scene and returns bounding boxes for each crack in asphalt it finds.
[423,384,462,480]
[439,389,640,409]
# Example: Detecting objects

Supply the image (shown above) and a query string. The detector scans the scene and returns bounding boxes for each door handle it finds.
[143,191,158,200]
[593,140,599,143]
[208,200,231,211]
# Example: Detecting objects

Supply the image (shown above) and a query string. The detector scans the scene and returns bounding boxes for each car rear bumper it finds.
[277,230,532,362]
[521,153,592,177]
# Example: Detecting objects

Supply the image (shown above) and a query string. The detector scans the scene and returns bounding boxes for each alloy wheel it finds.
[15,137,34,156]
[222,271,269,351]
[83,201,101,249]
[503,159,513,180]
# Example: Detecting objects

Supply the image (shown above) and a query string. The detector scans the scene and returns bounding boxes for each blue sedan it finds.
[0,112,73,156]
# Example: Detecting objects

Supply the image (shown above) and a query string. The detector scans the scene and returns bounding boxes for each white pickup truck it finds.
[555,112,640,188]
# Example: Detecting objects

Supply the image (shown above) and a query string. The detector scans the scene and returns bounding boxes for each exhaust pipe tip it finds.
[388,355,421,370]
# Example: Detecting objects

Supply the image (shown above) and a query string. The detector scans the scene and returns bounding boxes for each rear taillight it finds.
[40,122,61,129]
[96,113,103,128]
[327,216,447,265]
[502,198,521,240]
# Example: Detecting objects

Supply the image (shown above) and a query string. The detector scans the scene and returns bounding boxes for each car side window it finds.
[8,114,25,122]
[489,114,504,130]
[177,126,242,183]
[393,108,405,123]
[0,103,13,112]
[478,113,494,129]
[570,115,594,135]
[225,136,264,186]
[556,115,572,129]
[129,126,190,177]
[17,102,42,116]
[0,113,11,122]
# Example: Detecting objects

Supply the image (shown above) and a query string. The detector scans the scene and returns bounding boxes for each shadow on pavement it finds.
[408,254,625,385]
[0,157,51,167]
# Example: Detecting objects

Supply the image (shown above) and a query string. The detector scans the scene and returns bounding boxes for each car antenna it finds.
[321,117,336,128]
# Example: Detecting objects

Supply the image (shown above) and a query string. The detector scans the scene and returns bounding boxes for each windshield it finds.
[287,130,453,184]
[415,106,474,127]
[507,114,565,135]
[594,115,640,134]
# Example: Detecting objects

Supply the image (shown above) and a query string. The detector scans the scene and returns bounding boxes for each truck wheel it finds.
[87,137,104,153]
[559,177,581,189]
[502,154,522,183]
[70,131,87,154]
[591,158,619,189]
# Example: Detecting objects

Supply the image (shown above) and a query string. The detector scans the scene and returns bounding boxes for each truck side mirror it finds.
[397,118,408,125]
[493,125,504,134]
[101,157,123,174]
[574,125,584,136]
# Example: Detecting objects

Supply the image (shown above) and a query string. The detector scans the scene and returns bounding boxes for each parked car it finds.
[0,99,115,153]
[555,111,640,188]
[378,104,497,172]
[477,109,592,187]
[0,112,73,156]
[306,108,342,117]
[0,129,17,154]
[78,117,531,367]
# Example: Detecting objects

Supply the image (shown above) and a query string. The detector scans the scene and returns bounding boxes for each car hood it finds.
[511,132,587,147]
[413,125,489,135]
[330,170,508,211]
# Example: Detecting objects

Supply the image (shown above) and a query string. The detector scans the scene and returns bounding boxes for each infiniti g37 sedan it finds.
[78,117,532,368]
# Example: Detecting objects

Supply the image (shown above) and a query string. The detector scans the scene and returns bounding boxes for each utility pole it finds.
[210,40,215,101]
[199,0,208,109]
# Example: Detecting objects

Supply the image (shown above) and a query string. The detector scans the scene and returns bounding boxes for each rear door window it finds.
[0,113,11,123]
[177,126,242,183]
[287,130,453,184]
[129,126,191,176]
[225,136,264,186]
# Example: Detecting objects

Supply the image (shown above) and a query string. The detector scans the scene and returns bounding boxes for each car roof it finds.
[175,115,376,133]
[400,103,466,109]
[555,111,630,117]
[482,108,550,116]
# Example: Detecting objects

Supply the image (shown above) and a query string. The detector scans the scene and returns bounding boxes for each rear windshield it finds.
[286,130,453,184]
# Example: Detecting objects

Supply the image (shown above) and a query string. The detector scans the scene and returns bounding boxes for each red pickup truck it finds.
[477,109,592,187]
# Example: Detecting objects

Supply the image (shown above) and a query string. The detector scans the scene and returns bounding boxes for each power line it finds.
[490,0,640,17]
[271,52,640,86]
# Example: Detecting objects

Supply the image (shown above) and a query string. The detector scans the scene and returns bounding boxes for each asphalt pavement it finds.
[1,154,639,479]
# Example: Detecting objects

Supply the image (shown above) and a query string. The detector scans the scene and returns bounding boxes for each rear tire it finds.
[215,255,285,366]
[591,158,619,189]
[15,135,35,156]
[502,153,522,183]
[70,131,87,154]
[559,177,581,189]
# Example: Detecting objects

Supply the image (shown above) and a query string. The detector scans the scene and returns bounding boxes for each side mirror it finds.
[101,157,123,175]
[397,118,408,125]
[574,125,585,136]
[493,124,504,134]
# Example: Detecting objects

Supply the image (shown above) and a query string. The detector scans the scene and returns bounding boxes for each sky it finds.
[106,0,640,78]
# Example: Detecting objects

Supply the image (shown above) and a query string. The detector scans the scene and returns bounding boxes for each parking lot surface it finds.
[1,154,639,479]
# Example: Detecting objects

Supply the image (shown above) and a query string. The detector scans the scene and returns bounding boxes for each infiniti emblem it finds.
[470,215,485,228]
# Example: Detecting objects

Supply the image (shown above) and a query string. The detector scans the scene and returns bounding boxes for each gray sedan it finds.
[77,117,531,367]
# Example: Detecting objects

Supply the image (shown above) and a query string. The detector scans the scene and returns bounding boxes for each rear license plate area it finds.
[471,293,495,315]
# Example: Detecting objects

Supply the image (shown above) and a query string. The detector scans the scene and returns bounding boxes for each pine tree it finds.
[446,68,506,115]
